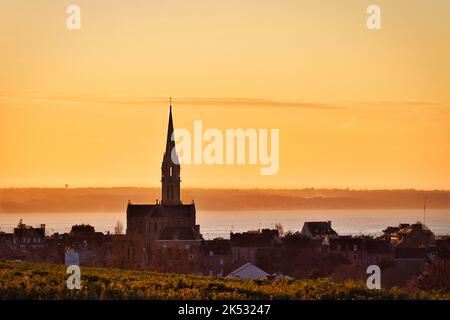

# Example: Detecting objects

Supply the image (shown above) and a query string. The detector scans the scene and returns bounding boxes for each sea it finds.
[0,209,449,239]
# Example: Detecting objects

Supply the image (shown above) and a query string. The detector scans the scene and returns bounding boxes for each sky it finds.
[0,0,449,189]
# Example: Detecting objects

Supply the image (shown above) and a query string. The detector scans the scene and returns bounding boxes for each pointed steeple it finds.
[165,101,175,159]
[164,99,179,165]
[161,99,181,205]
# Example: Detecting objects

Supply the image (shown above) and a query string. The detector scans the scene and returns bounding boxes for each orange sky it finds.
[0,0,449,189]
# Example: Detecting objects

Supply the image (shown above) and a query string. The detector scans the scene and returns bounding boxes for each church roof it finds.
[158,226,199,240]
[127,203,195,218]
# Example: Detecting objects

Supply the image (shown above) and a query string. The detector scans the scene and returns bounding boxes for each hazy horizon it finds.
[2,188,449,213]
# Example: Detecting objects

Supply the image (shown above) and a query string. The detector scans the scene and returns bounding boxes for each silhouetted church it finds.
[126,103,201,265]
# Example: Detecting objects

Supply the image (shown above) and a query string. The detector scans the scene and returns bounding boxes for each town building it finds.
[230,229,281,268]
[328,236,394,268]
[382,222,435,248]
[301,221,338,239]
[200,238,232,277]
[226,262,270,280]
[13,220,46,251]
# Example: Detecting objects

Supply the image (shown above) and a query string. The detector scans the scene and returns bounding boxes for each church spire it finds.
[165,99,175,159]
[161,99,181,205]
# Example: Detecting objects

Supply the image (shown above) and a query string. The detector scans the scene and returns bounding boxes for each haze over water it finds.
[0,209,448,240]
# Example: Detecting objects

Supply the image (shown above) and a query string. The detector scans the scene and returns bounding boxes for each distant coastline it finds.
[1,188,449,213]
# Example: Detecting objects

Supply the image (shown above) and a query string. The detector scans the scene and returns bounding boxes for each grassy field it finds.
[0,260,448,300]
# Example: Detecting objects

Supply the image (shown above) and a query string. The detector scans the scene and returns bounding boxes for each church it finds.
[126,103,202,266]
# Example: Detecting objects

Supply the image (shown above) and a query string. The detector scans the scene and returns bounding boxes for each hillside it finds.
[0,261,448,300]
[1,188,450,213]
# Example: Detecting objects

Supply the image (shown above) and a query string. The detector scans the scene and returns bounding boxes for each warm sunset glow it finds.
[1,0,449,189]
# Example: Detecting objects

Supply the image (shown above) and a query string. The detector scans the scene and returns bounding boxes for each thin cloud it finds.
[0,94,340,110]
[2,93,447,110]
[339,100,448,108]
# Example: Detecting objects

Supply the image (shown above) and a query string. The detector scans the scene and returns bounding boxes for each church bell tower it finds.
[161,101,181,205]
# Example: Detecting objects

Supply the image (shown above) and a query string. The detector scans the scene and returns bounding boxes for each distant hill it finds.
[0,188,449,213]
[0,261,447,300]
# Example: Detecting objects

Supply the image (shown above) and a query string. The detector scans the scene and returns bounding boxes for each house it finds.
[13,221,46,250]
[396,223,435,249]
[105,234,136,269]
[328,236,394,268]
[382,222,435,248]
[230,229,281,267]
[0,232,15,259]
[365,238,394,266]
[381,223,410,241]
[150,226,203,274]
[45,225,113,267]
[0,232,14,246]
[394,247,428,273]
[226,262,269,280]
[301,221,338,239]
[201,238,232,277]
[381,222,436,274]
[328,236,366,266]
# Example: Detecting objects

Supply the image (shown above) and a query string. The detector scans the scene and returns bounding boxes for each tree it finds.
[416,259,450,291]
[70,224,95,235]
[17,219,26,229]
[114,221,124,235]
[274,223,284,236]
